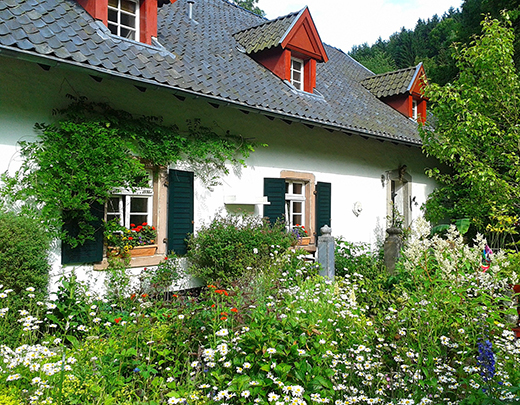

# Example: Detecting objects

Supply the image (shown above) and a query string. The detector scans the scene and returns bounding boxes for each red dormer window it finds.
[234,7,328,94]
[76,0,159,45]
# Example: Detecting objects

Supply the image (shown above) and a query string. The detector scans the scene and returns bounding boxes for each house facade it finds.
[0,0,437,286]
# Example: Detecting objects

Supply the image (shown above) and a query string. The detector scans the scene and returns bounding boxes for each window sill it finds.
[93,253,166,271]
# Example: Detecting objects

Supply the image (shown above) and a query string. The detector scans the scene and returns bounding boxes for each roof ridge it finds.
[234,8,302,35]
[362,64,419,81]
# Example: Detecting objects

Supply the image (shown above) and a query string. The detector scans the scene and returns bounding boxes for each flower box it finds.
[130,244,158,257]
[298,237,311,246]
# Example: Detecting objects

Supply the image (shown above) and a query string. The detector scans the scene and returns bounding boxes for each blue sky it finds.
[257,0,463,52]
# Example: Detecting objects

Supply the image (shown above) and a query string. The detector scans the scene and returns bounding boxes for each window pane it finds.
[121,13,136,28]
[293,214,302,225]
[108,23,118,35]
[121,0,136,13]
[108,9,118,23]
[292,60,302,70]
[293,183,303,194]
[107,214,120,223]
[130,214,148,226]
[108,0,118,7]
[293,202,302,214]
[120,27,135,39]
[293,71,301,82]
[107,197,121,213]
[130,197,148,213]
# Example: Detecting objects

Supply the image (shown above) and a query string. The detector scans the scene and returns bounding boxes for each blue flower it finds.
[477,339,495,382]
[133,367,140,373]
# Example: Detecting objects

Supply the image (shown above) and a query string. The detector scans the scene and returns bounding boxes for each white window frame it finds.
[107,171,154,228]
[285,180,306,228]
[290,57,304,91]
[108,0,140,41]
[412,99,418,120]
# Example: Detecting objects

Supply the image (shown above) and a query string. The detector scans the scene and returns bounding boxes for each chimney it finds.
[187,0,195,20]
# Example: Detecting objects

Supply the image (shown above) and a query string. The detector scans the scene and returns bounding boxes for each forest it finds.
[349,0,520,84]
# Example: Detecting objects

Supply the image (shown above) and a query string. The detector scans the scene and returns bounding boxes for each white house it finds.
[0,0,436,287]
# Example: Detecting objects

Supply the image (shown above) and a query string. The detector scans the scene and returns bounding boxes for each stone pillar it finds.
[384,227,403,275]
[318,225,335,280]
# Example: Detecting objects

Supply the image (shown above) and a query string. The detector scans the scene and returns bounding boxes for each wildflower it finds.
[477,339,495,382]
[178,315,185,320]
[114,317,122,324]
[216,328,229,337]
[267,347,276,354]
[242,390,251,398]
[231,308,238,313]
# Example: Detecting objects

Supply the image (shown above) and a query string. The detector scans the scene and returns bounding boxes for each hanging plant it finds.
[0,95,256,248]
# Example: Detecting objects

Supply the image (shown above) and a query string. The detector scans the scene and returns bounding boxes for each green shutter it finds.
[315,181,331,235]
[263,178,286,225]
[168,169,194,255]
[61,202,104,265]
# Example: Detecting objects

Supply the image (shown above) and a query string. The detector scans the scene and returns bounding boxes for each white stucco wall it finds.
[0,56,438,293]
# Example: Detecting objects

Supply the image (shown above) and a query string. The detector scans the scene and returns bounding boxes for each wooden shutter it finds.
[61,202,104,265]
[263,178,286,225]
[315,181,331,235]
[168,169,194,255]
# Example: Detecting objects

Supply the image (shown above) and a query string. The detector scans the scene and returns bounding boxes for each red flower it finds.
[128,237,133,240]
[142,222,148,226]
[130,293,136,300]
[164,257,169,260]
[130,223,135,228]
[142,294,148,298]
[152,226,156,230]
[220,312,228,316]
[114,317,122,324]
[208,285,216,289]
[231,308,238,313]
[220,316,227,321]
[211,304,216,308]
[172,294,178,298]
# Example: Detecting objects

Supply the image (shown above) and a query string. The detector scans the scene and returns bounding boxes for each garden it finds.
[2,14,520,405]
[1,211,520,405]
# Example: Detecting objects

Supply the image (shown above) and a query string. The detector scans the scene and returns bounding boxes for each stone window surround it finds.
[280,170,316,244]
[94,166,169,270]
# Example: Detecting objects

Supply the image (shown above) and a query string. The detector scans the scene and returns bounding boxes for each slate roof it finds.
[233,9,301,54]
[361,64,420,99]
[0,0,422,145]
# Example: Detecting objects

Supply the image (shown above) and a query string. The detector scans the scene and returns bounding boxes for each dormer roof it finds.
[361,63,426,98]
[234,7,328,62]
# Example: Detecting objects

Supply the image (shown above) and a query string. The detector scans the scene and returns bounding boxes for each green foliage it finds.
[420,15,520,248]
[0,212,50,344]
[232,0,265,16]
[186,214,296,283]
[349,8,460,84]
[0,96,255,248]
[334,239,382,278]
[138,255,183,299]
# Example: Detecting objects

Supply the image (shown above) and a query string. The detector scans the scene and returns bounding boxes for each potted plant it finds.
[292,224,311,246]
[104,219,158,257]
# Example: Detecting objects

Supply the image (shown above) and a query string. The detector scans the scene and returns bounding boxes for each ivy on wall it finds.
[0,96,256,247]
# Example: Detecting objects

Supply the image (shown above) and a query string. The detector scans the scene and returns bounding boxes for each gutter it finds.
[0,45,422,147]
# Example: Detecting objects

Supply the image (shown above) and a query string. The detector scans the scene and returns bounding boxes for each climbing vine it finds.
[0,96,256,247]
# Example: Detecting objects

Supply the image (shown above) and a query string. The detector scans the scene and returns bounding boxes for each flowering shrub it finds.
[187,214,295,283]
[104,219,157,254]
[1,220,520,404]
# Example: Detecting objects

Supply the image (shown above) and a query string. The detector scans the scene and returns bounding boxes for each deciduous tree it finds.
[420,15,520,247]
